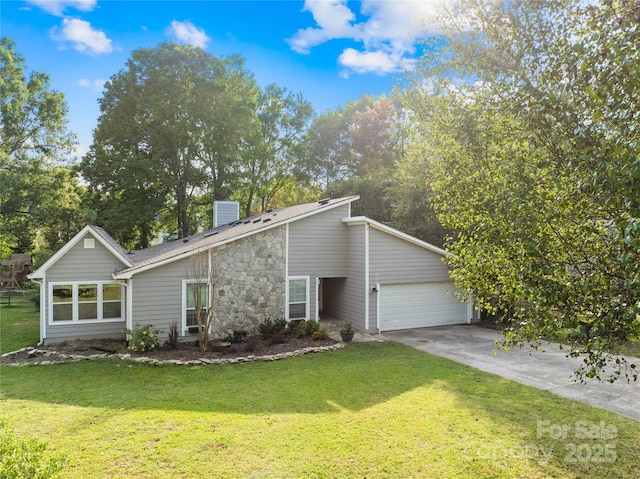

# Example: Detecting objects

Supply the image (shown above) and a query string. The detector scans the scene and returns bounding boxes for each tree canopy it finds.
[0,37,85,259]
[82,42,314,248]
[407,0,639,381]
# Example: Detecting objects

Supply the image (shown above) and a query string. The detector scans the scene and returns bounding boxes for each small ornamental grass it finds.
[125,324,162,352]
[166,321,179,350]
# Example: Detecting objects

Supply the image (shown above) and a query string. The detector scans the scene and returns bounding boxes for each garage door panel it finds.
[379,282,467,331]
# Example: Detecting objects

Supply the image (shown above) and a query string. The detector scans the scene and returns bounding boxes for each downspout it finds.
[113,279,133,337]
[315,277,320,321]
[208,251,212,334]
[376,282,381,333]
[364,223,370,331]
[285,223,290,321]
[30,277,45,346]
[466,292,473,324]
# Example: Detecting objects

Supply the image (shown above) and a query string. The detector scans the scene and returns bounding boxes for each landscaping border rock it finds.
[0,343,345,367]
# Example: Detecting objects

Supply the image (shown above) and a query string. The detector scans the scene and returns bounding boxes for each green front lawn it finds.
[2,342,639,478]
[0,299,39,354]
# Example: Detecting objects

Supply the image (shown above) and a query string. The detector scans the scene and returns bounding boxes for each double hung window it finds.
[185,282,208,328]
[50,282,123,323]
[287,277,309,320]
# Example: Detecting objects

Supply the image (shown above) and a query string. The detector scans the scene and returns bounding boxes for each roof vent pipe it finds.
[214,201,240,228]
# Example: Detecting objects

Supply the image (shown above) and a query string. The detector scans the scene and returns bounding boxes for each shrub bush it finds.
[125,324,162,352]
[297,319,320,337]
[312,328,328,341]
[0,418,66,479]
[258,317,287,339]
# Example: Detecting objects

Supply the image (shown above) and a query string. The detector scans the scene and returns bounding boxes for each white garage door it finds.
[379,282,468,331]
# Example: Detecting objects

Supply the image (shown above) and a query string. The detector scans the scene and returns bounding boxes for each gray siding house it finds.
[29,196,473,344]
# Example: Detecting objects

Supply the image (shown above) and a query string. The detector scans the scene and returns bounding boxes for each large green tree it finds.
[408,0,639,381]
[82,42,258,247]
[235,84,314,217]
[0,37,84,258]
[307,94,422,229]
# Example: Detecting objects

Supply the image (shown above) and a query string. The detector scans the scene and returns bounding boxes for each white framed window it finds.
[287,276,309,320]
[182,280,209,333]
[49,282,123,324]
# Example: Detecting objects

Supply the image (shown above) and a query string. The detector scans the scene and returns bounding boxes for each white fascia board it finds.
[114,196,360,280]
[342,216,449,257]
[29,225,132,279]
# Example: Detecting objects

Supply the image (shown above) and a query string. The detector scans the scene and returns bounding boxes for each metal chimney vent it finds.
[214,201,240,227]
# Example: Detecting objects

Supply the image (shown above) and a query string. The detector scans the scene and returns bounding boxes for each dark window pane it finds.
[52,304,72,321]
[78,303,98,320]
[289,303,306,320]
[103,302,122,319]
[186,308,207,327]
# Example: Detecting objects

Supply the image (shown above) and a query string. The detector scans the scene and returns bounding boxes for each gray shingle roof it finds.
[113,196,358,278]
[90,225,132,264]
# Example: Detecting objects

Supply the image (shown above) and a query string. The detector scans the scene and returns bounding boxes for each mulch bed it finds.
[1,332,338,366]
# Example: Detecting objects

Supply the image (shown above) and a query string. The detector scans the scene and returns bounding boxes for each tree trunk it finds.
[176,178,189,239]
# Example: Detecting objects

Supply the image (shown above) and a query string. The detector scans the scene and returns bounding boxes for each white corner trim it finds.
[113,279,133,338]
[364,223,370,331]
[315,277,320,321]
[285,223,290,318]
[376,282,381,332]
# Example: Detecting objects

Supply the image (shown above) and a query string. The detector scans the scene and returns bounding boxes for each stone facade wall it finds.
[211,226,286,337]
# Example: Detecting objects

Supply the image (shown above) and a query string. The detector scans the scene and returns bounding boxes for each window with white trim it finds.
[288,277,309,320]
[185,281,208,328]
[50,282,123,323]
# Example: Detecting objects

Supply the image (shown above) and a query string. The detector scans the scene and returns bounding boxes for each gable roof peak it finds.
[28,225,133,279]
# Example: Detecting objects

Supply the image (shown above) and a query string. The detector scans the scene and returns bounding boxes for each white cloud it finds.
[78,78,107,91]
[288,0,447,76]
[165,20,210,49]
[338,48,413,76]
[27,0,96,16]
[288,0,357,54]
[50,18,112,55]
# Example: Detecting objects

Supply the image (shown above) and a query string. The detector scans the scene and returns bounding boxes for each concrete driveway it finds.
[382,325,640,422]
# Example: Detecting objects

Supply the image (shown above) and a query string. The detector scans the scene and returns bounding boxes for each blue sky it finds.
[2,0,441,155]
